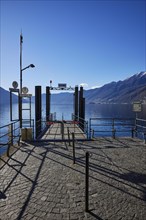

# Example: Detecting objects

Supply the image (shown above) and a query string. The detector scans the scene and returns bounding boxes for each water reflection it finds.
[1,103,146,126]
[86,104,136,119]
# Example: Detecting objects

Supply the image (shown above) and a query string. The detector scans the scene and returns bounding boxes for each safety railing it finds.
[89,118,135,139]
[135,118,146,141]
[35,112,88,140]
[72,114,88,138]
[0,120,20,156]
[36,119,88,140]
[0,119,35,156]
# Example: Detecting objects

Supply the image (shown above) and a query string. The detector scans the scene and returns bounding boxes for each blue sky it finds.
[1,0,146,95]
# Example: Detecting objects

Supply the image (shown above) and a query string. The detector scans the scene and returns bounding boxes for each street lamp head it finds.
[29,64,35,68]
[22,64,35,71]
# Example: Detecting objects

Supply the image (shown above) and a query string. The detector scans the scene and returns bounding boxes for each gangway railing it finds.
[72,114,88,137]
[35,113,88,140]
[36,119,88,140]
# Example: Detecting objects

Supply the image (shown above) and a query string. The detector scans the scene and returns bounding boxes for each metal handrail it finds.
[0,119,34,156]
[89,117,135,139]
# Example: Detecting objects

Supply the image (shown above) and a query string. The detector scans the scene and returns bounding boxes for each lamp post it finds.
[19,33,35,128]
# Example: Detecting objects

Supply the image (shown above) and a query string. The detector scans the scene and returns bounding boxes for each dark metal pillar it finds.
[79,86,85,130]
[20,34,23,128]
[35,86,42,138]
[79,86,83,119]
[85,151,89,212]
[82,97,85,131]
[10,91,12,121]
[74,86,78,121]
[46,86,51,121]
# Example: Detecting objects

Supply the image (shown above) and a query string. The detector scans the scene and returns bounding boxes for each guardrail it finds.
[72,114,88,138]
[35,114,88,140]
[135,118,146,141]
[0,119,35,156]
[89,118,136,139]
[0,120,20,156]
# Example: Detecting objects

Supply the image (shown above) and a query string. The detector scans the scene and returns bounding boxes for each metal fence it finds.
[89,118,136,139]
[0,119,34,156]
[35,113,88,140]
[135,118,146,140]
[0,120,20,156]
[1,117,146,156]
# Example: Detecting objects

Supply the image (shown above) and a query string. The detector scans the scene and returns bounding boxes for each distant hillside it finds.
[39,71,146,104]
[0,87,18,105]
[1,71,146,105]
[85,71,146,104]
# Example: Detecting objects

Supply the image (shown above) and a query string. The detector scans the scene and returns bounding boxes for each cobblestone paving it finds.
[0,137,146,220]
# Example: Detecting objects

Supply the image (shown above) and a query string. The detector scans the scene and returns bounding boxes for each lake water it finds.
[0,103,146,155]
[1,102,146,124]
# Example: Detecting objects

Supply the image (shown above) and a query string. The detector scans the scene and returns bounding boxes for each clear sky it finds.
[0,0,146,95]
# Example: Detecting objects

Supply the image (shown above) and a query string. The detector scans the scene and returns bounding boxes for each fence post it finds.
[7,144,11,157]
[92,129,94,138]
[131,127,135,138]
[7,123,13,157]
[72,132,75,164]
[85,151,89,212]
[144,133,146,144]
[10,123,13,146]
[8,123,13,146]
[67,128,71,146]
[35,86,42,139]
[89,119,91,139]
[112,129,116,139]
[61,122,64,140]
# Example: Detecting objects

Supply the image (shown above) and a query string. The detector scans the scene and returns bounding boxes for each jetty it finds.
[1,84,146,220]
[1,33,146,219]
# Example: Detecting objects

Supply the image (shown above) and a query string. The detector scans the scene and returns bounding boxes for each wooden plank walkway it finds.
[42,122,87,140]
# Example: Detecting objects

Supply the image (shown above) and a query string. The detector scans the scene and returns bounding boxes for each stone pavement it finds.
[0,137,146,220]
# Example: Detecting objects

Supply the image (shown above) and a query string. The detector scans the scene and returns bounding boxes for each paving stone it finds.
[0,138,146,220]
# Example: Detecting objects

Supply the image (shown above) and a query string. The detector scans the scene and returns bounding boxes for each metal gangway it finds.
[35,113,88,141]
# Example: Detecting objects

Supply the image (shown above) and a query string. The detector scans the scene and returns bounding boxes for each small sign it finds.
[20,94,32,97]
[133,102,142,112]
[9,88,19,92]
[58,83,67,89]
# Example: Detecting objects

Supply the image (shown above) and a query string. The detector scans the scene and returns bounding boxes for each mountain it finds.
[85,71,146,104]
[0,87,18,105]
[1,71,146,105]
[39,71,146,104]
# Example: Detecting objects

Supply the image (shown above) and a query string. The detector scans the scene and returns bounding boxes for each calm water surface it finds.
[1,102,146,126]
[0,103,146,155]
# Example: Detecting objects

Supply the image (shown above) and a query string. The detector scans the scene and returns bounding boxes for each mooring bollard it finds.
[85,151,89,212]
[72,132,75,164]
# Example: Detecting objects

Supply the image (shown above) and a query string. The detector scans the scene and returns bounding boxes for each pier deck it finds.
[0,137,146,220]
[42,122,87,140]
